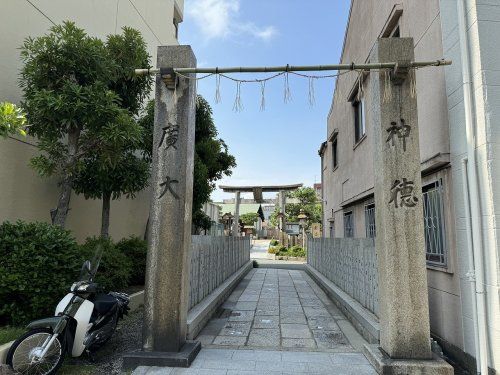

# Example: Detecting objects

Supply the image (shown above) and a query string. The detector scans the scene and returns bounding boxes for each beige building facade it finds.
[320,0,500,372]
[0,0,183,242]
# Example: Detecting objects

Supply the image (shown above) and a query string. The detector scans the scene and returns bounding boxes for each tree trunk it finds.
[52,127,81,228]
[101,190,111,238]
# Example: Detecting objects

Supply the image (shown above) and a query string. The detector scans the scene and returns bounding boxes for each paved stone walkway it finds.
[133,269,376,374]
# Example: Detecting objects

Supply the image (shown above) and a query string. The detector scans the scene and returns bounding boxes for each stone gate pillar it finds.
[365,38,452,373]
[123,45,200,369]
[233,191,241,236]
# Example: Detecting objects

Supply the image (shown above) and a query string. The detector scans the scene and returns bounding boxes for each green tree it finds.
[240,212,259,226]
[72,27,152,238]
[286,187,322,228]
[193,96,236,231]
[20,22,123,228]
[0,102,26,138]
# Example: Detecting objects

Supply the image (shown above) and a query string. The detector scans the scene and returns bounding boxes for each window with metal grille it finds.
[344,211,354,238]
[422,180,447,266]
[365,203,376,238]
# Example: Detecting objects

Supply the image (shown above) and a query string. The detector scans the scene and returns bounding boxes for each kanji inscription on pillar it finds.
[158,122,180,149]
[388,178,418,208]
[158,176,179,200]
[386,118,411,152]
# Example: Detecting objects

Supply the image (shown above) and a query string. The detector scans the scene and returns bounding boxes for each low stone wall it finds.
[307,237,379,316]
[189,235,251,310]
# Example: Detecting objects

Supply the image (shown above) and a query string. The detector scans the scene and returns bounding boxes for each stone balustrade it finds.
[307,237,379,316]
[189,236,251,310]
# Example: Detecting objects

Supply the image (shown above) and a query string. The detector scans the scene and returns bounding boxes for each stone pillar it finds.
[123,45,200,369]
[280,191,287,239]
[232,191,241,236]
[370,38,431,359]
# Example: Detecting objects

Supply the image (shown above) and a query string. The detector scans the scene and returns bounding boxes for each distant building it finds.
[313,183,322,200]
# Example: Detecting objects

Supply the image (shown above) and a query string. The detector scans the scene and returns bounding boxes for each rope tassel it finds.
[233,81,243,112]
[260,81,266,111]
[383,69,392,103]
[308,77,316,107]
[283,69,292,104]
[215,73,222,104]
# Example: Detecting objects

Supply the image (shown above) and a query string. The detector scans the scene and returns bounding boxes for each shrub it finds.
[288,245,306,257]
[268,246,280,254]
[116,236,147,285]
[0,221,82,326]
[79,237,132,292]
[270,239,279,246]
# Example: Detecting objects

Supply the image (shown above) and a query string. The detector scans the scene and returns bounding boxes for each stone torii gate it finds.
[219,183,302,236]
[124,39,453,374]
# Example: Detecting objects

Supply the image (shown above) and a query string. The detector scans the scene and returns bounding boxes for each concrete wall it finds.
[0,0,182,242]
[320,0,479,370]
[438,0,500,371]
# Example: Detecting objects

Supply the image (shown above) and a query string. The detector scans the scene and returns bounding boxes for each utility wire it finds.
[25,0,56,26]
[127,0,162,45]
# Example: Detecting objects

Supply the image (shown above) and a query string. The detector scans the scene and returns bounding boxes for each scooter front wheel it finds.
[6,327,65,375]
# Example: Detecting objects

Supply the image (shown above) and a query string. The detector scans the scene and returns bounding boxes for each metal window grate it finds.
[365,203,376,238]
[344,211,354,238]
[422,180,447,266]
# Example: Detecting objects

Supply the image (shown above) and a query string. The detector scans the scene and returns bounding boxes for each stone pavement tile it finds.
[279,312,307,324]
[330,353,370,365]
[280,323,313,339]
[312,330,348,349]
[226,371,280,375]
[213,336,247,346]
[234,301,258,311]
[305,364,376,375]
[171,369,227,375]
[303,306,331,318]
[133,367,169,375]
[231,349,282,362]
[201,318,230,335]
[299,298,323,307]
[220,321,251,336]
[197,349,234,360]
[255,360,308,372]
[255,306,279,316]
[281,351,332,363]
[247,328,280,347]
[257,298,279,306]
[197,334,215,345]
[279,305,303,313]
[278,286,296,292]
[279,292,298,299]
[307,317,340,331]
[228,310,255,322]
[193,359,256,371]
[253,315,279,329]
[238,294,259,302]
[279,298,300,305]
[281,338,317,349]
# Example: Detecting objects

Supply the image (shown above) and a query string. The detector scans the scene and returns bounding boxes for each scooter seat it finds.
[92,293,117,315]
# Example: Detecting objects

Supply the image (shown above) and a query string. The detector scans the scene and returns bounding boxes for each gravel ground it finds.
[66,308,143,374]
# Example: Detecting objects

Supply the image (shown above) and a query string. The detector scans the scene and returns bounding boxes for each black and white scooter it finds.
[6,248,130,375]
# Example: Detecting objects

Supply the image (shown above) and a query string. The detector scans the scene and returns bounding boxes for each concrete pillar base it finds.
[363,344,454,375]
[122,341,201,370]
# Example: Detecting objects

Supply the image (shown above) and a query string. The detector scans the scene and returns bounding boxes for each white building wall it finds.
[439,0,500,370]
[0,0,182,242]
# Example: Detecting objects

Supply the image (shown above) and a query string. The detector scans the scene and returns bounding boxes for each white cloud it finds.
[188,0,277,41]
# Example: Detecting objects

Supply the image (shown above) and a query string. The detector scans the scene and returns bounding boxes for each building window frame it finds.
[344,211,354,238]
[332,135,338,170]
[364,202,376,238]
[422,179,447,267]
[353,97,366,144]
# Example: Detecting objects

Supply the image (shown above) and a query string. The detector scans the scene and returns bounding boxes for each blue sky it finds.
[179,0,351,202]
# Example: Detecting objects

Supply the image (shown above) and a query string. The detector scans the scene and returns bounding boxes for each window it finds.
[332,136,338,169]
[422,180,447,266]
[365,203,376,238]
[390,25,400,38]
[344,211,354,238]
[353,98,366,143]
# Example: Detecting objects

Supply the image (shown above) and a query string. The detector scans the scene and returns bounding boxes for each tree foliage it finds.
[20,22,152,233]
[269,187,322,229]
[72,27,153,237]
[192,96,236,231]
[240,212,259,226]
[0,102,26,138]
